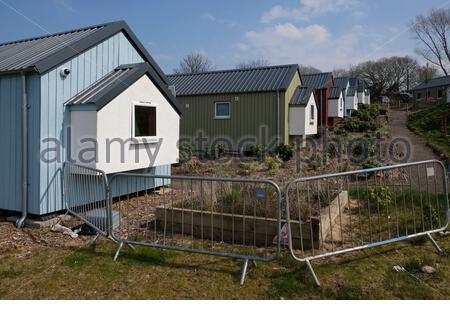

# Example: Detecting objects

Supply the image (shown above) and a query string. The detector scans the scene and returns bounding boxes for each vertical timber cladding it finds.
[39,32,144,215]
[178,72,301,152]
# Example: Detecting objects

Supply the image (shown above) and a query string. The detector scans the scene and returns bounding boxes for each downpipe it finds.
[16,72,28,228]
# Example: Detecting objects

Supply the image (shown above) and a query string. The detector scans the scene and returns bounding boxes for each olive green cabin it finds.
[168,64,318,152]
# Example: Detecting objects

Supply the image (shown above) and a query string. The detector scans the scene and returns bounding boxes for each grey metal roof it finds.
[411,75,450,91]
[167,64,300,96]
[0,20,170,86]
[289,86,314,105]
[300,72,333,89]
[334,77,349,89]
[346,86,356,96]
[0,23,105,73]
[66,63,183,115]
[329,86,342,99]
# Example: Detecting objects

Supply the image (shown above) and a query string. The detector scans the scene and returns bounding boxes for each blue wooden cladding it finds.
[0,31,169,216]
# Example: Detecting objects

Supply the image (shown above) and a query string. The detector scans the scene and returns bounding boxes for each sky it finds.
[1,0,450,73]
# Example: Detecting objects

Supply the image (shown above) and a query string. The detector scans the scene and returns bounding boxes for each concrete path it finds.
[387,108,439,162]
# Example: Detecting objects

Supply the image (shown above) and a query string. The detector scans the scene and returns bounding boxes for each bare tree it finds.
[411,8,450,76]
[236,58,270,69]
[298,65,322,75]
[173,52,213,74]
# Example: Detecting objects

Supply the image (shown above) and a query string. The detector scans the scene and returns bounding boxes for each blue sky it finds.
[1,0,450,72]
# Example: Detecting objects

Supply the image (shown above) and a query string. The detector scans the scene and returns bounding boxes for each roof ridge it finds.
[302,72,332,76]
[167,64,299,77]
[0,20,120,47]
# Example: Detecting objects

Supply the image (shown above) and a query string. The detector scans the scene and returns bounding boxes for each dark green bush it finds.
[245,144,261,157]
[275,144,295,161]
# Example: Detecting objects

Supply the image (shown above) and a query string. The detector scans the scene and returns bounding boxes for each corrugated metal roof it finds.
[329,86,342,99]
[0,23,108,73]
[289,86,313,105]
[66,65,135,106]
[412,75,450,91]
[347,86,356,96]
[167,64,299,96]
[334,77,349,89]
[65,62,183,115]
[301,72,333,89]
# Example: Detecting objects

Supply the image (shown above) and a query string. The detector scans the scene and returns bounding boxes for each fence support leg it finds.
[306,259,321,287]
[113,241,124,261]
[427,233,443,254]
[240,259,249,285]
[88,233,100,245]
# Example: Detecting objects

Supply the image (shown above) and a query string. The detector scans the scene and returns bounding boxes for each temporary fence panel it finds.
[285,160,449,286]
[109,173,282,284]
[63,162,112,236]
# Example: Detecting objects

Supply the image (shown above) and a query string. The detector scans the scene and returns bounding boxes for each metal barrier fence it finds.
[285,160,449,286]
[62,162,112,239]
[109,173,282,284]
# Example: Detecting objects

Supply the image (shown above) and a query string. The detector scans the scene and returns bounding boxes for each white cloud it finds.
[202,12,238,28]
[261,0,362,23]
[237,23,395,70]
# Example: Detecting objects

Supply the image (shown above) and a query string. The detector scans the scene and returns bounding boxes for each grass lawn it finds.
[0,234,449,299]
[408,104,450,160]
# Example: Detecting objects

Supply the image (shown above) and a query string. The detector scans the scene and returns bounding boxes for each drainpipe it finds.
[16,72,28,228]
[276,90,280,146]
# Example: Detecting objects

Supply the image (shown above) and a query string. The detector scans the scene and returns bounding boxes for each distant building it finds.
[411,76,450,103]
[301,72,334,128]
[168,65,318,151]
[334,77,358,117]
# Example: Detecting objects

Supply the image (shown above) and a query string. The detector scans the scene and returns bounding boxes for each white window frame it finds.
[131,101,158,144]
[214,101,231,119]
[310,104,315,125]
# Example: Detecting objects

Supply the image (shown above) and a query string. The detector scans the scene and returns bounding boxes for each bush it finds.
[264,156,282,171]
[222,189,241,205]
[245,144,261,157]
[179,143,194,162]
[361,158,381,169]
[327,143,338,158]
[215,144,226,158]
[239,162,259,171]
[204,145,211,159]
[275,144,295,161]
[185,159,200,173]
[310,153,323,171]
[368,186,393,208]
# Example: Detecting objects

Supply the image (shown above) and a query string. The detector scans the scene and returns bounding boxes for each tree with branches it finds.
[173,52,213,74]
[236,58,270,69]
[411,8,450,76]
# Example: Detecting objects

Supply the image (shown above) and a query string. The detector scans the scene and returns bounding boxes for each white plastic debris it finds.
[393,265,406,272]
[51,223,78,238]
[421,266,436,274]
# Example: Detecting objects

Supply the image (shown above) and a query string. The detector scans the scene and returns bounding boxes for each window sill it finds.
[214,117,230,120]
[130,137,159,145]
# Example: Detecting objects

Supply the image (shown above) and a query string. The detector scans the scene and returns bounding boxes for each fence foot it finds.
[88,233,100,246]
[427,233,443,254]
[113,241,124,261]
[240,259,249,285]
[127,243,136,251]
[306,259,321,287]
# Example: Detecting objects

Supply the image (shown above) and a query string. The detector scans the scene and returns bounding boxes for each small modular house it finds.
[411,75,450,103]
[327,87,344,121]
[334,77,358,116]
[0,21,182,218]
[288,86,318,144]
[168,65,318,151]
[352,78,370,105]
[300,72,334,129]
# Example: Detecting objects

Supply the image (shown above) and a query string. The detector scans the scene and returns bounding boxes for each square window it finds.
[215,102,230,119]
[134,105,156,137]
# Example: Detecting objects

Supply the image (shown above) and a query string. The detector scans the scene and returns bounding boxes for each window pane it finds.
[216,102,230,117]
[135,106,156,137]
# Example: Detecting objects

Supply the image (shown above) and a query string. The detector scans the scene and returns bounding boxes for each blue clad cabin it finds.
[0,21,182,219]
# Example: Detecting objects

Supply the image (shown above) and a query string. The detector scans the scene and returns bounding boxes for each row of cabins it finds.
[410,75,450,103]
[168,69,371,151]
[0,20,371,219]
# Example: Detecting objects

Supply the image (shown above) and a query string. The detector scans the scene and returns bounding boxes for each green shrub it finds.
[204,145,211,159]
[245,144,261,157]
[351,142,365,157]
[275,144,295,161]
[222,189,241,205]
[264,156,282,171]
[239,162,259,171]
[327,143,338,158]
[179,143,194,162]
[310,153,323,170]
[215,144,226,158]
[361,158,381,169]
[368,187,393,208]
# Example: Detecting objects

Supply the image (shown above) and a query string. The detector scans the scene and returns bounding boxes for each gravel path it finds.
[388,108,439,162]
